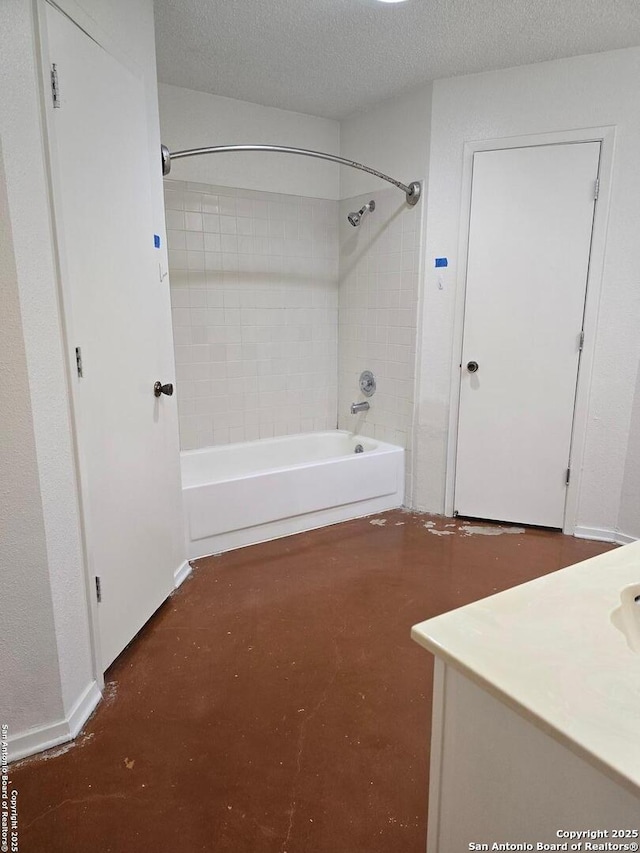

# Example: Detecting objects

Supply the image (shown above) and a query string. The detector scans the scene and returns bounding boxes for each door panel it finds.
[45,5,183,668]
[454,143,600,527]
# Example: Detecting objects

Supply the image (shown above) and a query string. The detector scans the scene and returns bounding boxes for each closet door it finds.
[45,3,183,668]
[455,142,600,527]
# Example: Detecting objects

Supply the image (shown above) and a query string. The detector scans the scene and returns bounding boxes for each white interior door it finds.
[454,143,600,527]
[45,4,183,669]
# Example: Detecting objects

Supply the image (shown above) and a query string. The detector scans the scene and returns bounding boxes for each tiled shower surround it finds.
[164,180,339,449]
[165,180,421,499]
[338,189,422,498]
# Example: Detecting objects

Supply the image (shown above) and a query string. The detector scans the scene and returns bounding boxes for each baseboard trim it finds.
[67,680,102,737]
[8,680,101,763]
[574,526,638,546]
[174,560,192,588]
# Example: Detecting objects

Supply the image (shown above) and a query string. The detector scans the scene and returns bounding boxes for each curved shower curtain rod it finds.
[160,143,421,206]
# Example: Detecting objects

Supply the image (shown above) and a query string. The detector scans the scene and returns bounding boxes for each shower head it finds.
[347,199,376,227]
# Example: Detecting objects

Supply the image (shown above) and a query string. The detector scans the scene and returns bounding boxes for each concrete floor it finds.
[11,511,613,852]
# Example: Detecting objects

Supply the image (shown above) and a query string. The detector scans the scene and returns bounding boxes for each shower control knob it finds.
[154,381,174,397]
[466,361,479,373]
[359,370,376,397]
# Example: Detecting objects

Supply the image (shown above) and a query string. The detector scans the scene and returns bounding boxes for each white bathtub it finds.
[181,430,405,558]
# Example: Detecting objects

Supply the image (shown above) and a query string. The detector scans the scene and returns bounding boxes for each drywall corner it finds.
[339,84,432,199]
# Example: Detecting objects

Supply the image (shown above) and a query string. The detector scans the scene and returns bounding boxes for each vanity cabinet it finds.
[412,542,640,851]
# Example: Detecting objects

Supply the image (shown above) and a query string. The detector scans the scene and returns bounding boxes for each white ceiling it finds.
[154,0,640,120]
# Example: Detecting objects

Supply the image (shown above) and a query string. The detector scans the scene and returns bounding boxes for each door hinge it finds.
[579,330,585,352]
[95,576,102,603]
[594,178,600,200]
[75,346,83,378]
[51,63,61,108]
[565,468,571,486]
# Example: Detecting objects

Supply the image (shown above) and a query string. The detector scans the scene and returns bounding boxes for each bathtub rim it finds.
[180,429,404,489]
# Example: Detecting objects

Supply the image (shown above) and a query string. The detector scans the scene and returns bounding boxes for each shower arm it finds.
[160,144,421,206]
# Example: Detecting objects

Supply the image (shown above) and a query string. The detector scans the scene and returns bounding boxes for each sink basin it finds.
[611,582,640,653]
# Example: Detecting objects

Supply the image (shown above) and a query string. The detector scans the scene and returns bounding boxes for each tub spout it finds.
[350,401,370,415]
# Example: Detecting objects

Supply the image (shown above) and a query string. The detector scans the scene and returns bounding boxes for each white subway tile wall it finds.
[338,189,422,498]
[165,180,339,449]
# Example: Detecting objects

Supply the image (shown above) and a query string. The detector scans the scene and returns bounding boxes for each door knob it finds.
[154,381,174,397]
[466,361,479,373]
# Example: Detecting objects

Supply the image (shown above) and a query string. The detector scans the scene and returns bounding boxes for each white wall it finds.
[339,86,432,199]
[619,372,640,539]
[414,48,640,536]
[158,82,432,201]
[0,0,170,759]
[159,84,340,199]
[0,140,66,737]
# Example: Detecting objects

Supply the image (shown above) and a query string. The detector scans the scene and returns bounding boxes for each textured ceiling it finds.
[154,0,640,120]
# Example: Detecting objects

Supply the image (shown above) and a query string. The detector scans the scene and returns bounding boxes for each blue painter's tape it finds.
[435,257,448,268]
[154,234,161,248]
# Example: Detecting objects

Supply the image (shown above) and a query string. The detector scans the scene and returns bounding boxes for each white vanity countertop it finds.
[411,540,640,792]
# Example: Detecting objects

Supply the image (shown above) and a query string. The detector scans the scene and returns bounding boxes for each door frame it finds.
[444,127,616,534]
[34,0,155,681]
